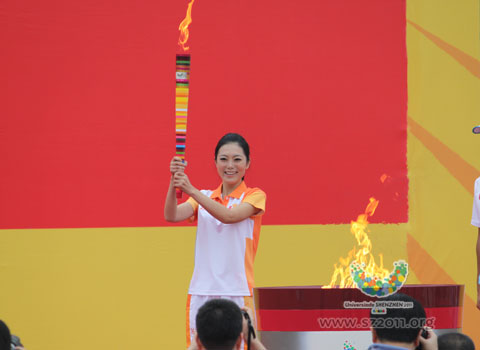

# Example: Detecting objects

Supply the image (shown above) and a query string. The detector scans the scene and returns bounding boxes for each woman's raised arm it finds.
[173,171,260,224]
[164,157,195,222]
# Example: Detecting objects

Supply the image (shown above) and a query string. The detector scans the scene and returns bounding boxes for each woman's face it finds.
[215,142,250,187]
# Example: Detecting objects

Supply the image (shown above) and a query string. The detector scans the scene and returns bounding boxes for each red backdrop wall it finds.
[0,0,407,229]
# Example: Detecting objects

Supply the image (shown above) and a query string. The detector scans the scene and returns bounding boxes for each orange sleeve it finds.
[186,196,199,222]
[243,189,266,217]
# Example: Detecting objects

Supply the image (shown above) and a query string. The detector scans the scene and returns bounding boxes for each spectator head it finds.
[0,320,11,350]
[438,332,475,350]
[195,298,243,350]
[370,293,426,348]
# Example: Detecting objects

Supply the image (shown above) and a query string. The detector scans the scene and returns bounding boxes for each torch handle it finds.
[175,53,190,201]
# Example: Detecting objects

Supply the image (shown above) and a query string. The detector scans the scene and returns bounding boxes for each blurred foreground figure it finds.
[368,293,437,350]
[187,299,266,350]
[438,333,475,350]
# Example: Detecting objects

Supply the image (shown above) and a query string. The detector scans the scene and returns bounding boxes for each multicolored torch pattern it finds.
[175,54,191,198]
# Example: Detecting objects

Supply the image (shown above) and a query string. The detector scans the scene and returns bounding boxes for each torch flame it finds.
[178,0,195,51]
[325,197,390,288]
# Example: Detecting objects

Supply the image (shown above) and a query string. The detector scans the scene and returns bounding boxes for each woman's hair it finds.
[214,133,250,161]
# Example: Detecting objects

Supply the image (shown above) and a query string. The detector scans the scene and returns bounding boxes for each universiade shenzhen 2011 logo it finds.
[340,260,410,350]
[350,260,409,298]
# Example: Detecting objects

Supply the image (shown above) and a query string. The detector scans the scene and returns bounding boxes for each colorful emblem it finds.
[350,260,408,297]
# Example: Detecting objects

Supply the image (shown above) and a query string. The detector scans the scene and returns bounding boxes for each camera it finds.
[242,310,251,321]
[415,328,429,350]
[242,310,256,350]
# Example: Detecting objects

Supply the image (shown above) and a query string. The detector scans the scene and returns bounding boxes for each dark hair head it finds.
[214,133,250,162]
[370,293,426,344]
[0,320,11,350]
[438,333,475,350]
[196,299,243,350]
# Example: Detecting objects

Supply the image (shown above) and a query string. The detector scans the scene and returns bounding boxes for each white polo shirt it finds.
[472,177,480,227]
[186,182,266,296]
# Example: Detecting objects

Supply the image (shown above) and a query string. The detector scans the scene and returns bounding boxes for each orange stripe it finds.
[245,216,262,295]
[186,294,192,349]
[243,295,255,325]
[407,233,480,345]
[408,116,480,193]
[408,20,480,79]
[407,233,456,284]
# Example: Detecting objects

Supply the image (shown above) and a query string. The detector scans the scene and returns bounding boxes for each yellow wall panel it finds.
[408,134,478,298]
[407,0,480,59]
[0,227,195,350]
[407,27,480,167]
[406,0,480,343]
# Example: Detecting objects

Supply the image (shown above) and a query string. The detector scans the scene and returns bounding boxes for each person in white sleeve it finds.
[164,133,266,348]
[471,177,480,310]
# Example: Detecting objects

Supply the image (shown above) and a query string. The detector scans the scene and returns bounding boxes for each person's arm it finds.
[164,157,195,222]
[247,335,267,350]
[473,179,480,310]
[418,327,437,350]
[477,228,480,310]
[173,172,261,224]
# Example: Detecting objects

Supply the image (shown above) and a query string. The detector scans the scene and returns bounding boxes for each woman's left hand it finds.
[173,172,195,195]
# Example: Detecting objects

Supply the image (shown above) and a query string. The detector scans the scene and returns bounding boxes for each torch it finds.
[175,0,194,198]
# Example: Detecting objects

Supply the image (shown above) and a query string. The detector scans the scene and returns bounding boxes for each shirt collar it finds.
[211,181,248,200]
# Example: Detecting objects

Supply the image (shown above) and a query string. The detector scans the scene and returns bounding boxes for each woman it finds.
[164,133,266,347]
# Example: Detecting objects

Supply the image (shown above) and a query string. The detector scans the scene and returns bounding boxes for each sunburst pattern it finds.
[407,17,480,346]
